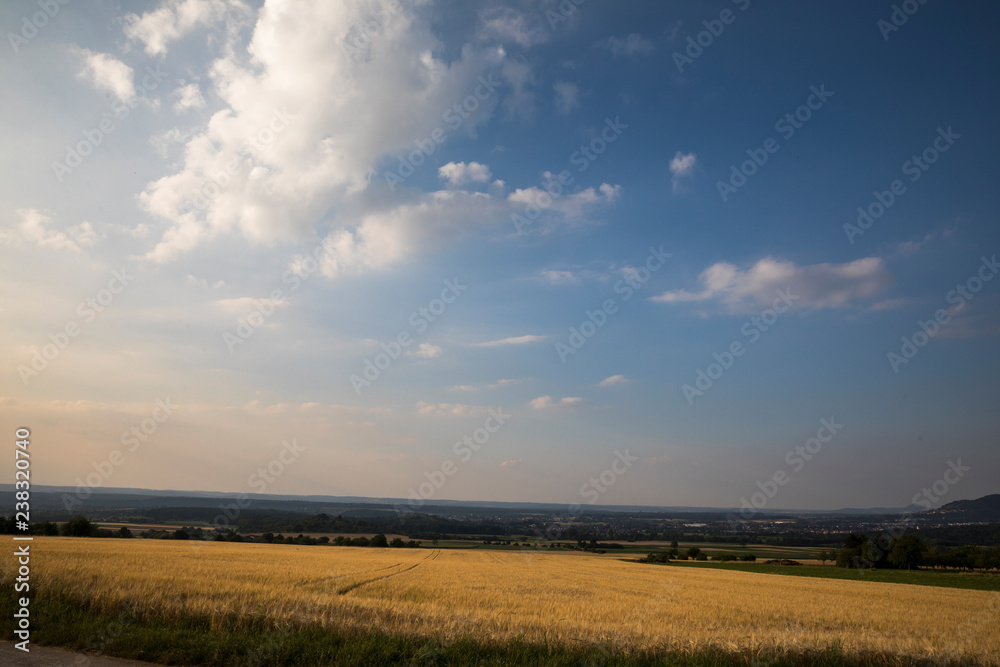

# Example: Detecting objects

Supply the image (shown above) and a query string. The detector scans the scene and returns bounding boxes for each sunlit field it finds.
[5,537,998,665]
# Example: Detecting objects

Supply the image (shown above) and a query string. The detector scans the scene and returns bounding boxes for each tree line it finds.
[0,515,424,548]
[834,531,1000,570]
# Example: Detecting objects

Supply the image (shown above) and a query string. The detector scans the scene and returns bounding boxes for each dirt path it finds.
[0,642,163,667]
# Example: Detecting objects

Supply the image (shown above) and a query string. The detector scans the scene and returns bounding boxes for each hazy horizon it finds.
[15,482,997,515]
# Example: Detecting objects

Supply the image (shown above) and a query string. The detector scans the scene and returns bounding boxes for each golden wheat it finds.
[7,537,998,664]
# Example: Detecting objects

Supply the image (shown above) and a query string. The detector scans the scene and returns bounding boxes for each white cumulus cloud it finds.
[439,161,492,187]
[137,0,507,264]
[669,152,697,193]
[123,0,251,56]
[73,48,135,103]
[652,257,893,312]
[172,83,206,112]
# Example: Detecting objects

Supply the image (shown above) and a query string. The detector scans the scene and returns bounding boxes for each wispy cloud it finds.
[478,6,548,48]
[541,270,578,284]
[450,379,521,391]
[888,228,955,258]
[0,209,94,253]
[529,395,582,409]
[602,34,655,57]
[473,335,546,347]
[934,303,1000,339]
[598,374,628,387]
[669,152,697,193]
[213,296,287,315]
[415,402,482,416]
[554,80,580,115]
[652,257,893,312]
[406,343,442,359]
[868,298,915,312]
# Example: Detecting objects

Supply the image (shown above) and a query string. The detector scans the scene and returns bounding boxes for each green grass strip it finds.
[638,559,1000,591]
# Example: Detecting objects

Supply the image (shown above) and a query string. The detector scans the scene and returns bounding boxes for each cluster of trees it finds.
[0,516,59,535]
[916,523,1000,547]
[328,534,421,548]
[0,515,135,539]
[836,532,1000,570]
[220,532,420,548]
[153,530,423,548]
[476,540,620,552]
[140,528,194,540]
[238,512,527,538]
[713,553,756,562]
[0,516,423,548]
[0,515,189,540]
[477,539,630,554]
[577,538,624,550]
[640,547,757,564]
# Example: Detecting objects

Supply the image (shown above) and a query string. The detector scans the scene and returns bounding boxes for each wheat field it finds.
[8,537,999,664]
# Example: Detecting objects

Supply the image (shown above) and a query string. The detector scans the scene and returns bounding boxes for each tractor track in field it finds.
[336,551,440,595]
[295,562,407,589]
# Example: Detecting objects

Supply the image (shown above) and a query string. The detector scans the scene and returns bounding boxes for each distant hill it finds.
[923,494,1000,523]
[0,484,975,516]
[829,504,922,515]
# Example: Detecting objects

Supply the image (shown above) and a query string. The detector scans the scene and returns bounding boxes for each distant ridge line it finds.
[1,484,966,516]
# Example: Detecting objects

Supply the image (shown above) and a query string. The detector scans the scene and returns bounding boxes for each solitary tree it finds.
[370,533,389,548]
[836,532,868,568]
[59,516,95,537]
[888,534,926,570]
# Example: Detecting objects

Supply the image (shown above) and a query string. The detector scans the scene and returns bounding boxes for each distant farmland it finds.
[3,537,997,665]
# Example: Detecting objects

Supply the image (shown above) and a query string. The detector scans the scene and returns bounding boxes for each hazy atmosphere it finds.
[2,0,998,510]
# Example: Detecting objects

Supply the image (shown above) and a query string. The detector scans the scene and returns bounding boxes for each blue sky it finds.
[1,0,998,510]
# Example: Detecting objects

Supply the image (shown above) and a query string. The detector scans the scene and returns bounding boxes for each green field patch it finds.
[640,559,1000,591]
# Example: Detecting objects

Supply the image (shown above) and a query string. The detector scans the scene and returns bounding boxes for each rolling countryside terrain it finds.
[3,537,997,666]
